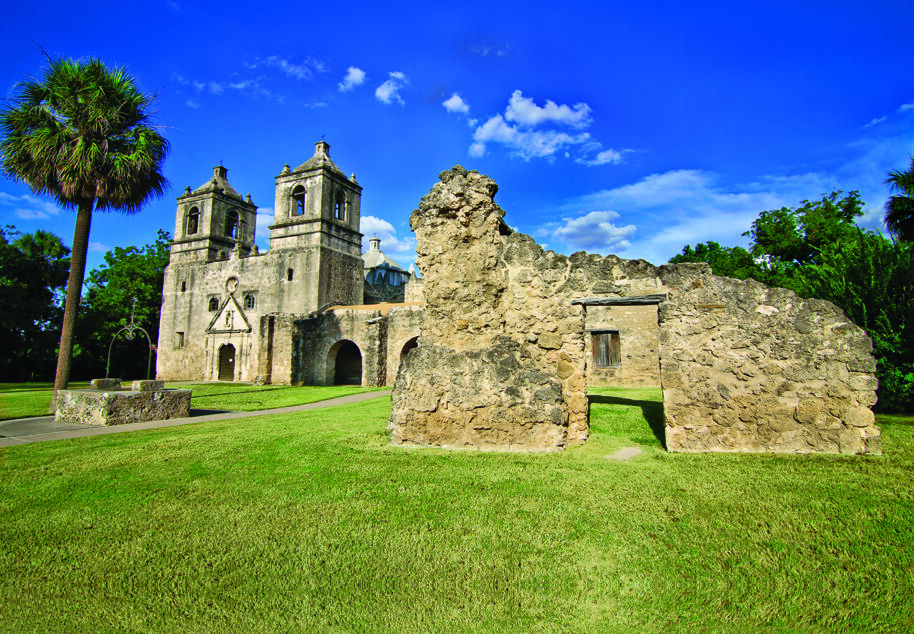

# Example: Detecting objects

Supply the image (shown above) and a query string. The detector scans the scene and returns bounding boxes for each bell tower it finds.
[170,166,257,263]
[269,141,364,310]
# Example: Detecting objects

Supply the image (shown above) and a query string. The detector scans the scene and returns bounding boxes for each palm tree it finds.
[0,58,169,408]
[885,157,914,243]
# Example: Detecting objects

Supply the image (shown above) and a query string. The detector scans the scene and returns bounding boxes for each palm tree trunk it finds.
[50,200,93,412]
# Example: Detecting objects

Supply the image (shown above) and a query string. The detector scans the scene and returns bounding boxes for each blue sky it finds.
[2,0,913,275]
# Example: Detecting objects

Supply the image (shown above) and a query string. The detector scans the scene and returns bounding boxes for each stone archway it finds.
[400,336,419,361]
[218,344,236,381]
[327,340,362,385]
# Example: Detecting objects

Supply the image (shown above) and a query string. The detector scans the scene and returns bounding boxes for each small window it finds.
[592,331,621,368]
[175,332,185,349]
[225,210,240,239]
[244,294,255,310]
[291,185,306,216]
[186,207,199,235]
[334,190,346,220]
[181,281,187,293]
[287,268,294,281]
[208,297,219,312]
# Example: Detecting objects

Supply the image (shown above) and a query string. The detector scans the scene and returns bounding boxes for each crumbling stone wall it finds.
[390,166,880,455]
[657,266,881,454]
[389,167,663,450]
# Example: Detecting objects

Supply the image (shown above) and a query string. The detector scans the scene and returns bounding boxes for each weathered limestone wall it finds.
[389,167,664,450]
[294,308,384,386]
[390,166,880,455]
[657,266,881,454]
[56,381,191,426]
[385,306,424,384]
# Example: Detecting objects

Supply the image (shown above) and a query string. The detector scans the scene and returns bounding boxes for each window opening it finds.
[592,331,621,368]
[225,210,240,239]
[244,294,255,310]
[291,185,306,216]
[186,207,199,235]
[175,332,184,349]
[181,281,187,292]
[287,268,294,281]
[208,297,219,312]
[334,190,346,220]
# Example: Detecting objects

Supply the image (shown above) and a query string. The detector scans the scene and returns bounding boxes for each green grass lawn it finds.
[0,382,91,420]
[0,382,383,420]
[1,388,912,632]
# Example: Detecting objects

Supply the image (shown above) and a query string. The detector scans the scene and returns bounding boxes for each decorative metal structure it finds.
[106,298,154,380]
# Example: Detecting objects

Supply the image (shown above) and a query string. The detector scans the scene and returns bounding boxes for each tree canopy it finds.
[0,226,70,381]
[884,157,914,243]
[75,230,171,380]
[0,57,169,401]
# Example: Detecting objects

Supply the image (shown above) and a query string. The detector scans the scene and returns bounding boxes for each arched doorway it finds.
[328,340,362,385]
[400,337,419,364]
[218,344,236,381]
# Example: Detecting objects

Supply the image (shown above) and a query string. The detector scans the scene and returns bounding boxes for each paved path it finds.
[0,389,392,448]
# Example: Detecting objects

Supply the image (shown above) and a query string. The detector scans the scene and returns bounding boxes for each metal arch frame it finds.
[105,298,154,380]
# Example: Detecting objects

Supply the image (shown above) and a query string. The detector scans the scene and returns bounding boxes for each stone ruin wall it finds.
[389,167,666,451]
[389,166,881,455]
[657,266,881,454]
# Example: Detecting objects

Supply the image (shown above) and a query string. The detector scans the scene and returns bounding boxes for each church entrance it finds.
[329,340,362,385]
[218,344,236,381]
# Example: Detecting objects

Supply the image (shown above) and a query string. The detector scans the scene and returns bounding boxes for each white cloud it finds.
[471,114,591,160]
[550,169,838,264]
[361,215,416,258]
[553,211,637,253]
[577,148,626,166]
[470,43,509,57]
[0,192,62,219]
[185,98,201,109]
[338,66,366,92]
[504,90,592,129]
[375,72,409,105]
[468,90,605,160]
[442,92,470,114]
[89,241,108,253]
[899,103,914,112]
[254,56,326,80]
[251,207,275,251]
[864,115,887,128]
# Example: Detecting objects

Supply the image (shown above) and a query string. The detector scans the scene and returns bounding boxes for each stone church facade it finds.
[155,141,421,386]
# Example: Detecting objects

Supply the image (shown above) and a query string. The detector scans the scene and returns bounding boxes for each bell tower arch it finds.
[170,166,257,262]
[269,141,364,311]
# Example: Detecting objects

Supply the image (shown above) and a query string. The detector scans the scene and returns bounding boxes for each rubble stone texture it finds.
[389,167,664,450]
[390,166,881,455]
[55,383,191,426]
[657,266,881,454]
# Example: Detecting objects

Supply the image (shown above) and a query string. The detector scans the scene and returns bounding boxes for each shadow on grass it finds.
[589,394,666,449]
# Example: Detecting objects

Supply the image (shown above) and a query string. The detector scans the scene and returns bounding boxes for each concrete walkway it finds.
[0,389,392,448]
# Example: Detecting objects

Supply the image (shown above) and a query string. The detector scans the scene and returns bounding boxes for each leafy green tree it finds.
[745,190,864,267]
[75,230,171,380]
[884,157,914,243]
[667,241,797,289]
[0,226,70,380]
[0,58,168,404]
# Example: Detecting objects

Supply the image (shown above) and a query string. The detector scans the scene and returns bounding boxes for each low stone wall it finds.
[55,380,191,426]
[657,267,881,454]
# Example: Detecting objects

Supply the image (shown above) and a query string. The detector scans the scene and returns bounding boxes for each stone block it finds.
[90,378,122,390]
[131,380,165,391]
